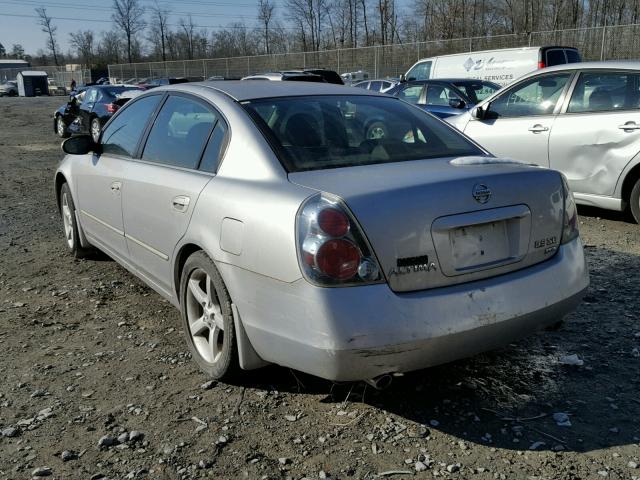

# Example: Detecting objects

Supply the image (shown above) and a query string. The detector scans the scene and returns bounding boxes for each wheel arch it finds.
[54,172,67,214]
[620,161,640,210]
[173,242,268,370]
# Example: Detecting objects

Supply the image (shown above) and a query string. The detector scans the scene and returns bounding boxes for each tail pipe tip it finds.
[364,373,393,390]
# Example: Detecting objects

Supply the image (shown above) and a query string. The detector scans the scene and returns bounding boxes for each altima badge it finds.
[472,184,492,204]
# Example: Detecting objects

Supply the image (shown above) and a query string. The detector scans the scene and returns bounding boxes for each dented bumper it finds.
[224,237,589,382]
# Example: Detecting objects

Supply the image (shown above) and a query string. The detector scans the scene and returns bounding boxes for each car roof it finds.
[173,80,383,101]
[535,60,640,73]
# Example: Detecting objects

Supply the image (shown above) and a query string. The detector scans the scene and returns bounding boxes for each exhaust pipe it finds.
[364,373,393,390]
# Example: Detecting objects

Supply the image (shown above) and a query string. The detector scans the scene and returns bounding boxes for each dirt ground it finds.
[0,96,639,480]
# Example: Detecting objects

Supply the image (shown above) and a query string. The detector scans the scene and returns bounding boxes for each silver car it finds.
[448,61,640,223]
[55,82,589,384]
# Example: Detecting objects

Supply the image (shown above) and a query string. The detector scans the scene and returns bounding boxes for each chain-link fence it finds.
[0,66,91,94]
[108,23,640,83]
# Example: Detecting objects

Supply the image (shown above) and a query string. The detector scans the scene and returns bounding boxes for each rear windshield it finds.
[242,95,483,172]
[102,86,142,98]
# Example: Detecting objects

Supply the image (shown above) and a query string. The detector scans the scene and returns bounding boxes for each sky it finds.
[0,0,271,56]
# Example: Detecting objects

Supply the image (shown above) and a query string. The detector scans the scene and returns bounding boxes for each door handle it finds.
[110,181,121,192]
[172,195,190,212]
[528,124,549,133]
[618,121,640,131]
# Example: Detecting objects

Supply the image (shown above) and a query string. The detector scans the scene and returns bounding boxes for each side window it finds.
[199,120,228,173]
[488,73,571,118]
[398,85,424,104]
[142,95,217,169]
[370,81,382,91]
[355,82,369,89]
[426,84,462,106]
[546,49,567,66]
[406,61,432,81]
[567,72,638,113]
[101,95,161,157]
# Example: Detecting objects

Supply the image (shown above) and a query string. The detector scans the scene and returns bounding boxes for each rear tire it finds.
[59,183,92,258]
[629,178,640,224]
[180,251,241,381]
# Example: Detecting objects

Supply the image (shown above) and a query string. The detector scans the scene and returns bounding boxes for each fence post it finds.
[374,46,378,78]
[202,59,206,79]
[225,58,229,78]
[183,61,186,77]
[337,48,340,73]
[600,23,607,60]
[247,56,250,76]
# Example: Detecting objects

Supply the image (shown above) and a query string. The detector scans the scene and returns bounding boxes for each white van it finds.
[403,46,581,86]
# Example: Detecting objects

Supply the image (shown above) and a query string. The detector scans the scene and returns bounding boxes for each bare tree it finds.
[112,0,146,64]
[258,0,276,54]
[69,31,95,66]
[149,1,170,61]
[35,7,60,66]
[179,16,197,60]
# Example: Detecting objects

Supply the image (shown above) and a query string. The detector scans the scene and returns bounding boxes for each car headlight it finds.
[561,174,579,245]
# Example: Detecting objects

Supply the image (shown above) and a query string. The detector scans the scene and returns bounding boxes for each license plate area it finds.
[450,221,509,271]
[431,205,531,277]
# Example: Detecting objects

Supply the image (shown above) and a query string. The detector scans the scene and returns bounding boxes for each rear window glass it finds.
[566,50,581,63]
[546,49,567,66]
[101,86,142,99]
[242,95,483,172]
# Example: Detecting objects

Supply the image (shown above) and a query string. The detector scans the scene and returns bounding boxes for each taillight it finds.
[538,61,546,69]
[296,194,382,286]
[106,103,119,113]
[560,174,579,245]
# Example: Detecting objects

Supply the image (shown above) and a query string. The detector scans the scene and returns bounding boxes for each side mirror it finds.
[449,98,466,109]
[472,103,489,119]
[62,135,100,155]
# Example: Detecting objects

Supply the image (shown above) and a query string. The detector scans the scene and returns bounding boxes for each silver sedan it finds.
[448,61,640,223]
[55,82,589,384]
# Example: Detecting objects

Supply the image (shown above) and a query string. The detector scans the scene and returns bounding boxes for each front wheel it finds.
[56,115,70,138]
[180,251,240,381]
[629,177,640,224]
[59,183,92,258]
[90,118,101,143]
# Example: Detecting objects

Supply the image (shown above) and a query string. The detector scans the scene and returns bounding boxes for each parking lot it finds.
[0,96,639,479]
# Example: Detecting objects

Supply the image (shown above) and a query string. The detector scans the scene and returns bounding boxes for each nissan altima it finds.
[54,81,589,384]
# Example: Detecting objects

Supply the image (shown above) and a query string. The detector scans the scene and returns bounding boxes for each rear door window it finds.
[567,72,640,113]
[426,84,463,106]
[370,81,382,91]
[101,95,161,157]
[489,73,572,117]
[199,120,228,173]
[546,49,567,66]
[142,95,217,169]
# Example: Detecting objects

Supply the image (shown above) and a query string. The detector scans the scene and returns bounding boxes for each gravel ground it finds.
[0,96,639,480]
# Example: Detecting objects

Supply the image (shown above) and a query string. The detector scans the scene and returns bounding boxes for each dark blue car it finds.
[387,79,501,119]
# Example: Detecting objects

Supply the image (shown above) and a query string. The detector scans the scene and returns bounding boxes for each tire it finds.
[59,183,92,258]
[56,115,70,138]
[180,251,240,381]
[366,121,388,140]
[90,117,101,143]
[629,177,640,224]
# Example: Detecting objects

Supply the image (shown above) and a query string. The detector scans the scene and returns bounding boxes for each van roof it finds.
[418,45,578,60]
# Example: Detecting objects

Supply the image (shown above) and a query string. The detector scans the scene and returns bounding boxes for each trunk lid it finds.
[289,156,564,292]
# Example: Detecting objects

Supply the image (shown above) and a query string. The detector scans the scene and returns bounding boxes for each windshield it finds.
[242,95,483,172]
[451,81,500,103]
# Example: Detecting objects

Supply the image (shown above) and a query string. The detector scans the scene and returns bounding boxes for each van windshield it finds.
[406,61,432,81]
[242,95,483,172]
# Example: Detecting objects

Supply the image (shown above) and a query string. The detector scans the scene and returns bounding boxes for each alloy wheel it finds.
[91,119,101,143]
[185,268,225,364]
[61,191,74,248]
[57,117,65,137]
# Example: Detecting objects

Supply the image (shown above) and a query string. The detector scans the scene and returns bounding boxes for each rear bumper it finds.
[223,237,589,381]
